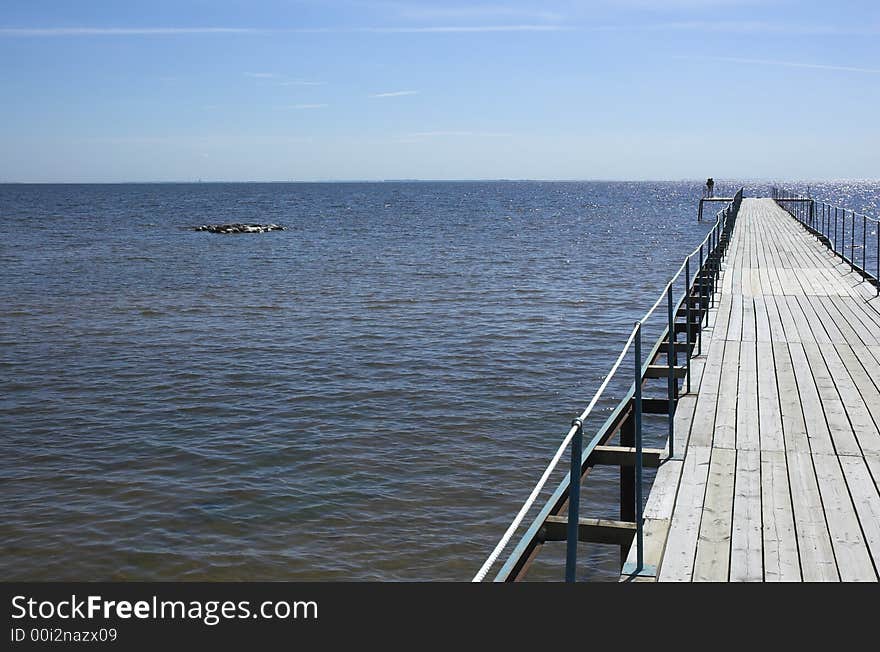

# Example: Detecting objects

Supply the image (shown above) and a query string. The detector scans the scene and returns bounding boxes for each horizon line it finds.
[2,177,877,185]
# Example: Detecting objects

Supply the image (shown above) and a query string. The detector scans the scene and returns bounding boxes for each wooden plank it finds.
[772,289,801,343]
[813,454,877,581]
[788,343,836,455]
[644,460,683,520]
[658,446,712,582]
[741,296,757,342]
[754,295,772,342]
[642,397,675,414]
[848,295,880,333]
[839,456,880,574]
[730,450,762,581]
[779,268,799,296]
[796,295,832,344]
[711,294,733,342]
[644,364,687,379]
[727,294,744,342]
[736,341,760,451]
[786,295,817,343]
[823,345,880,456]
[870,344,880,369]
[830,296,880,346]
[806,295,846,344]
[849,294,880,330]
[846,343,880,400]
[714,341,740,449]
[589,446,664,468]
[749,268,762,298]
[761,450,801,581]
[787,451,838,581]
[763,293,788,342]
[621,518,669,582]
[801,341,861,456]
[866,455,880,488]
[689,337,725,448]
[773,342,811,453]
[670,393,698,454]
[542,516,636,546]
[693,448,737,581]
[819,294,872,347]
[756,341,785,451]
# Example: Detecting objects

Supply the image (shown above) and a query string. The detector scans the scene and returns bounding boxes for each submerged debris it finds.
[195,223,285,234]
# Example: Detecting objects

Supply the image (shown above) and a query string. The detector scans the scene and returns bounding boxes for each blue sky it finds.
[1,1,878,182]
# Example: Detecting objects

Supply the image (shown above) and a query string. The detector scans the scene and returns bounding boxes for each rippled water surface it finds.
[2,180,878,581]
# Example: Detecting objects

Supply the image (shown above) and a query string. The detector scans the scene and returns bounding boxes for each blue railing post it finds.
[634,322,645,572]
[851,210,856,267]
[684,257,691,394]
[700,245,706,325]
[565,418,583,583]
[697,246,704,356]
[666,286,675,458]
[714,224,719,305]
[835,207,839,252]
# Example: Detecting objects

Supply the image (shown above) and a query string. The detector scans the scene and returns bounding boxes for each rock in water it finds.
[194,223,285,234]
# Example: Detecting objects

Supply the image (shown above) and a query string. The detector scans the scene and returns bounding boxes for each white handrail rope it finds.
[472,191,739,582]
[643,206,732,324]
[471,323,640,582]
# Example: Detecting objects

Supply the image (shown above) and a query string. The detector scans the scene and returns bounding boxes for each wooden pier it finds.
[622,198,880,582]
[475,193,880,583]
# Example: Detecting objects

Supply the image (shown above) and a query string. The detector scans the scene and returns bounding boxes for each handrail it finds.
[772,187,879,223]
[473,187,744,582]
[772,186,879,295]
[470,323,639,583]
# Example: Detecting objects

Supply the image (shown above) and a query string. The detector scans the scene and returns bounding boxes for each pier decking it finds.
[624,198,880,582]
[475,193,880,583]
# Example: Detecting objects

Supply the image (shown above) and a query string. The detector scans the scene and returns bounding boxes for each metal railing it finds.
[473,188,744,583]
[773,187,880,295]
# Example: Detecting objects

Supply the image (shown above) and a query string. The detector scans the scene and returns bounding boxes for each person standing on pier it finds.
[706,177,715,198]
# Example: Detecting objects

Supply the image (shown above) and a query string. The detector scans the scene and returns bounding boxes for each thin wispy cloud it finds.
[79,136,177,145]
[0,27,257,36]
[404,131,513,138]
[370,90,419,98]
[279,104,328,110]
[678,55,880,74]
[611,0,770,7]
[279,80,327,86]
[392,4,563,23]
[622,21,880,35]
[0,24,571,37]
[356,24,567,33]
[4,21,879,38]
[249,74,326,87]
